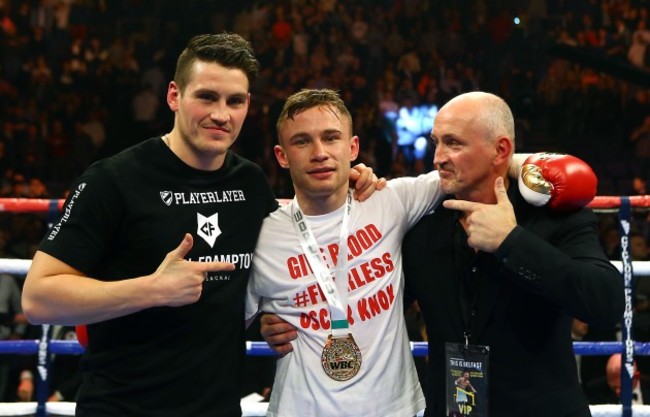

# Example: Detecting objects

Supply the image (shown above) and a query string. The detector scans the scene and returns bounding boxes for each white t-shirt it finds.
[246,171,444,417]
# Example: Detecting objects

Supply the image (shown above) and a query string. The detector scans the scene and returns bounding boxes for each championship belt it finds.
[321,333,362,381]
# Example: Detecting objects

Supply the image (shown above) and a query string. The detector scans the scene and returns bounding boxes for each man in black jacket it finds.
[403,91,624,417]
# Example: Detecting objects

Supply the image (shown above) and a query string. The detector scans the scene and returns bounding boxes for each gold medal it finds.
[321,334,362,381]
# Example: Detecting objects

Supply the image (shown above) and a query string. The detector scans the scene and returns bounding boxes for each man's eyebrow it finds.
[322,129,343,135]
[288,132,310,142]
[435,133,461,142]
[290,129,341,138]
[193,89,248,98]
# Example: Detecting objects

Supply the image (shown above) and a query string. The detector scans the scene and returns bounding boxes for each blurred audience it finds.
[0,0,648,197]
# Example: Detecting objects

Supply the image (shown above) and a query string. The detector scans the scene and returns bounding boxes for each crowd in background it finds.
[0,0,649,405]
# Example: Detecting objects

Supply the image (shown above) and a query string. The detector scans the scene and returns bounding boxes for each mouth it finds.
[204,125,230,134]
[308,167,335,178]
[437,168,455,178]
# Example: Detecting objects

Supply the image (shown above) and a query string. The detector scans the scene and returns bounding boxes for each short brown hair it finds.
[173,33,260,92]
[276,89,353,138]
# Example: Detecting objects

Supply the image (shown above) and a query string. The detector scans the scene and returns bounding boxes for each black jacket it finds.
[403,181,624,417]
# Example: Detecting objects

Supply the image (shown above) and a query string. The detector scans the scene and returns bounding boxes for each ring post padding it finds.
[619,197,633,417]
[35,325,51,417]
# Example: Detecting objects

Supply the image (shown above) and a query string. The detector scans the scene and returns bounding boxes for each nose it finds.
[311,139,328,161]
[210,102,230,124]
[433,143,446,169]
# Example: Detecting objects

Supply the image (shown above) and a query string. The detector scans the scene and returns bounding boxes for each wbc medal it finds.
[321,334,362,381]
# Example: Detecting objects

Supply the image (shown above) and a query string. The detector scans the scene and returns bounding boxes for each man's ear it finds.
[167,81,180,112]
[274,144,289,169]
[350,135,360,162]
[494,136,513,166]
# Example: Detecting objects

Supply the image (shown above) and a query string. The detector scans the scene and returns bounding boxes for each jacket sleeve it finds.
[494,208,624,327]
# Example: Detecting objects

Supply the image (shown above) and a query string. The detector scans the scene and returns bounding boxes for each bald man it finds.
[403,91,623,417]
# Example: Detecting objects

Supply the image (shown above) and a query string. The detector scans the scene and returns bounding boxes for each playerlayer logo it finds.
[159,190,246,206]
[47,183,86,241]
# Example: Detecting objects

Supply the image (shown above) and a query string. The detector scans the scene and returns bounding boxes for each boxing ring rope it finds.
[0,197,648,416]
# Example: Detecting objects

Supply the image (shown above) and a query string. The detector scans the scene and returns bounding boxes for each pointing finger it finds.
[442,199,482,213]
[194,261,236,272]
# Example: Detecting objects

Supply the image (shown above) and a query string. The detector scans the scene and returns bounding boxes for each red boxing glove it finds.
[518,153,597,211]
[75,324,88,348]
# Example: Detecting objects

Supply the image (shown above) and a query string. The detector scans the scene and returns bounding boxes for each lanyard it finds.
[453,217,484,346]
[291,193,352,337]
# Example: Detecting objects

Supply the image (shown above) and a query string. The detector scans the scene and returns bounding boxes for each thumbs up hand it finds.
[442,177,517,252]
[152,233,235,307]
